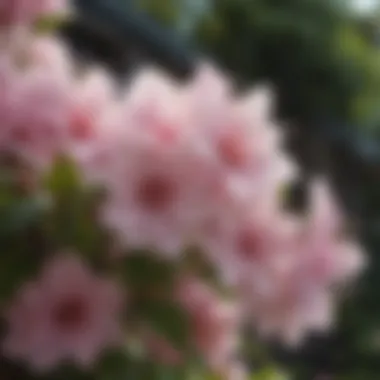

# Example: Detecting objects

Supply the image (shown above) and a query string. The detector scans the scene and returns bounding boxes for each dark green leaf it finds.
[0,196,48,237]
[44,156,82,197]
[138,298,190,351]
[122,251,176,292]
[96,350,136,380]
[252,367,289,380]
[41,364,93,380]
[0,246,44,304]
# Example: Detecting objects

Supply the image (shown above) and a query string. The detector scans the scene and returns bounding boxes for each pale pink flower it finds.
[240,251,335,345]
[25,36,73,77]
[120,67,190,148]
[66,68,119,151]
[185,67,296,204]
[239,85,276,126]
[76,67,191,187]
[177,277,240,372]
[67,75,128,187]
[4,67,72,168]
[240,180,366,344]
[2,253,124,372]
[78,68,118,113]
[198,205,299,288]
[307,179,343,239]
[237,87,297,189]
[186,63,234,129]
[100,140,225,256]
[298,179,366,289]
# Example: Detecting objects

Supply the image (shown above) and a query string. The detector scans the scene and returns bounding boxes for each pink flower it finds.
[245,268,335,345]
[186,67,296,204]
[177,277,240,372]
[298,179,366,288]
[66,68,119,150]
[4,67,72,168]
[198,205,299,288]
[26,36,73,77]
[185,63,234,128]
[99,140,225,257]
[239,180,366,344]
[120,67,190,147]
[75,67,191,190]
[2,253,125,372]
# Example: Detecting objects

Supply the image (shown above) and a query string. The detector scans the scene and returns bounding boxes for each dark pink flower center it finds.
[70,110,95,141]
[53,295,88,331]
[10,124,33,143]
[0,2,18,25]
[236,229,262,259]
[155,122,177,144]
[137,175,176,212]
[217,132,247,168]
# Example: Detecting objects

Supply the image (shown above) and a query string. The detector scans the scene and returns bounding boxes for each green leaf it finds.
[121,251,176,292]
[0,162,48,237]
[133,359,188,380]
[96,350,136,380]
[155,366,187,380]
[181,246,217,280]
[0,196,48,237]
[34,14,68,35]
[0,192,49,305]
[138,298,190,351]
[0,245,44,304]
[41,364,93,380]
[44,156,82,197]
[44,191,107,261]
[96,350,186,380]
[252,367,289,380]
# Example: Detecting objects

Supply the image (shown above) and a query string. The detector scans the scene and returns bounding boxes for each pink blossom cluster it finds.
[0,11,366,379]
[74,62,365,343]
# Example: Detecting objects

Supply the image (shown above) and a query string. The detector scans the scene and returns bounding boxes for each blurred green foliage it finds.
[133,0,180,27]
[194,0,380,130]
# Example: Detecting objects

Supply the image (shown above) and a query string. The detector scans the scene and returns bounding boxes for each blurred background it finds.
[63,0,380,378]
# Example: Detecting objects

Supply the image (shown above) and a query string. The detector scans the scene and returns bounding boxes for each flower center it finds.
[217,132,247,168]
[53,295,88,331]
[70,109,95,141]
[10,123,33,143]
[236,229,262,259]
[137,175,176,212]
